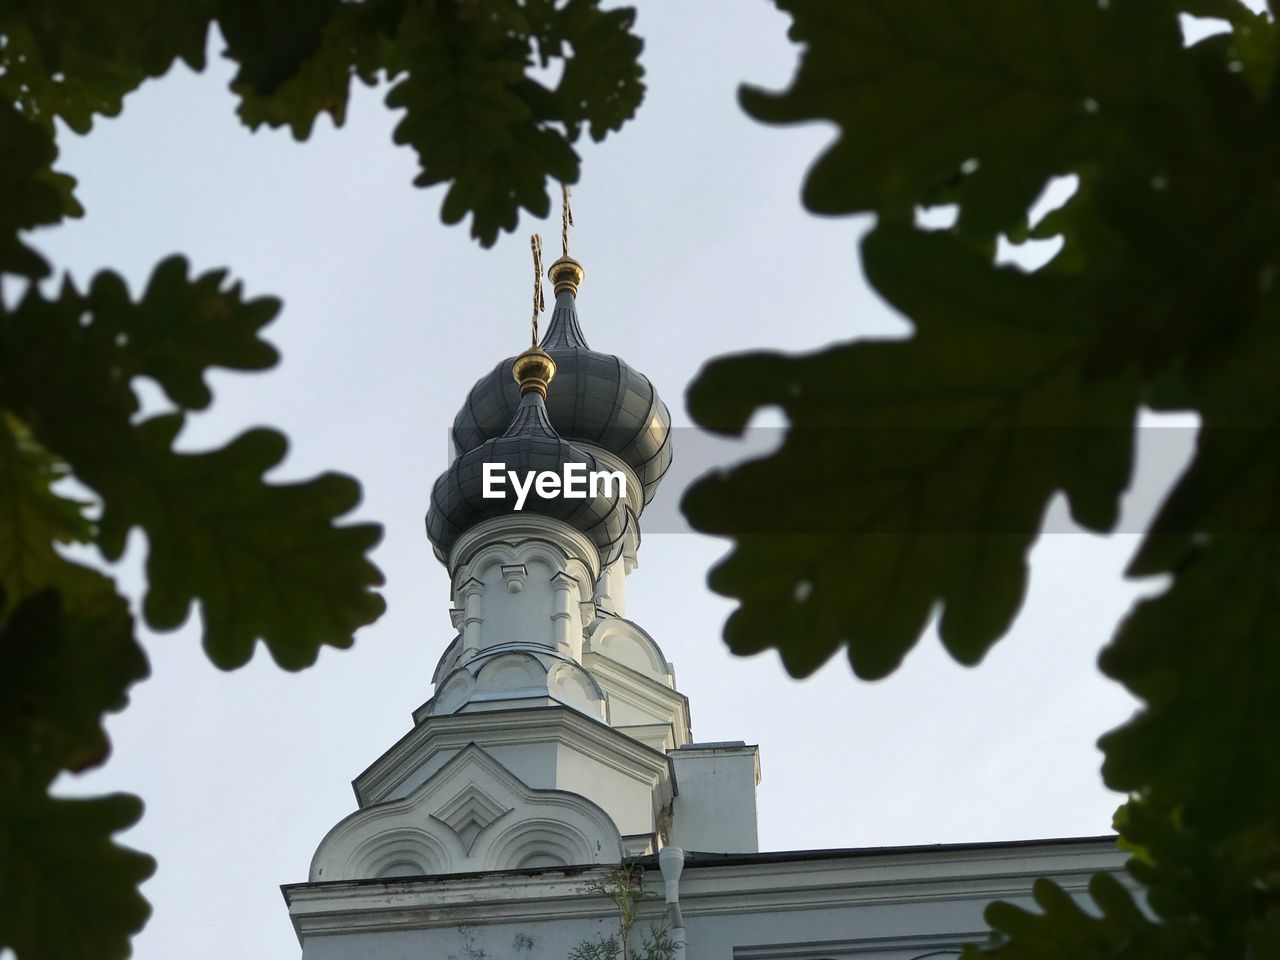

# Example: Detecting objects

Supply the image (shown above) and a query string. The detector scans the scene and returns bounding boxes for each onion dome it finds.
[426,346,627,565]
[451,256,673,506]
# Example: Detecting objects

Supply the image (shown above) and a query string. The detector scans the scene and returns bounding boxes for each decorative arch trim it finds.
[585,617,673,684]
[310,744,624,881]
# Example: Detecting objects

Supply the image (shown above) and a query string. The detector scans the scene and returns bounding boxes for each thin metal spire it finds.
[530,233,544,348]
[561,183,574,258]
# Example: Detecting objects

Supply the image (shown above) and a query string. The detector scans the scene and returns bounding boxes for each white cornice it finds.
[353,705,674,807]
[284,838,1130,941]
[449,515,601,581]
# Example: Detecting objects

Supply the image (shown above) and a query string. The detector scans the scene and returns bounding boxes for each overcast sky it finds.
[25,4,1216,958]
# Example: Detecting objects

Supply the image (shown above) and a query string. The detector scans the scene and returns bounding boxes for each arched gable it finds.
[310,744,623,881]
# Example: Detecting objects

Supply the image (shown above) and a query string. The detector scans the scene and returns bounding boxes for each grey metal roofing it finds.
[451,290,673,506]
[426,389,627,565]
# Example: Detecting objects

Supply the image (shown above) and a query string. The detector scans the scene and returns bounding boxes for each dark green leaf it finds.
[234,3,384,137]
[99,414,386,670]
[682,223,1138,677]
[740,0,1197,239]
[966,873,1171,959]
[215,0,337,95]
[0,416,101,621]
[530,0,645,142]
[84,255,280,411]
[0,0,212,135]
[0,586,146,785]
[3,0,645,249]
[714,2,1280,957]
[1109,795,1280,953]
[0,260,385,670]
[0,788,154,960]
[387,0,579,244]
[0,585,151,959]
[0,103,81,278]
[1101,310,1280,838]
[1103,520,1280,841]
[227,0,641,244]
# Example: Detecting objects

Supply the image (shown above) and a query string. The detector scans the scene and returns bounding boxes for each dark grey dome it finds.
[427,388,627,565]
[451,291,672,505]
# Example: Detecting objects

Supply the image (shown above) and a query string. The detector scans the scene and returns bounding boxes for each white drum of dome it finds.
[480,462,626,511]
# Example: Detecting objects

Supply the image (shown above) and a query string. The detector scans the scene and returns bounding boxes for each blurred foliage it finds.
[682,0,1280,955]
[0,0,642,955]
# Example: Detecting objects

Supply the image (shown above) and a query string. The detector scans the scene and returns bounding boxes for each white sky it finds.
[25,3,1203,958]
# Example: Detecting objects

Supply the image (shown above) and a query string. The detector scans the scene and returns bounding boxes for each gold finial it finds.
[515,233,556,397]
[513,347,556,397]
[548,182,585,297]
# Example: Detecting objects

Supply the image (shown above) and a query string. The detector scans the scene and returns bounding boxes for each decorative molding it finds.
[617,722,679,755]
[430,634,463,687]
[449,515,601,583]
[286,839,1131,942]
[416,648,609,723]
[354,705,675,809]
[732,931,977,959]
[457,576,486,600]
[584,617,675,686]
[501,564,529,593]
[312,744,624,883]
[430,783,513,855]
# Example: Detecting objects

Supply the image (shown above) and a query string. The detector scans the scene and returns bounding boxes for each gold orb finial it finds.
[513,347,556,397]
[548,255,584,297]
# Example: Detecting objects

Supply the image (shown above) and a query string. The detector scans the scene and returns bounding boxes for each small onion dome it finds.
[426,347,627,566]
[451,259,672,506]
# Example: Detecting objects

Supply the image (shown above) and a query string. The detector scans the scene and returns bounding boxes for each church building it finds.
[281,216,1126,959]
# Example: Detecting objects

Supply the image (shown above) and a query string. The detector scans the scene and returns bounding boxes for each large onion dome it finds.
[426,347,627,566]
[451,257,672,506]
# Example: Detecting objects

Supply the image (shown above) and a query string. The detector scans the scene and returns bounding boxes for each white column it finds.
[549,571,577,657]
[458,577,484,660]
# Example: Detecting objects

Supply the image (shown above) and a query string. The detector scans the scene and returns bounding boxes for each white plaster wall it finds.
[479,557,559,650]
[299,908,978,960]
[299,918,622,960]
[554,742,660,838]
[600,691,661,727]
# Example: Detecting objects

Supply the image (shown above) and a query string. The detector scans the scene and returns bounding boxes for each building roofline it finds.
[670,834,1117,869]
[282,834,1118,899]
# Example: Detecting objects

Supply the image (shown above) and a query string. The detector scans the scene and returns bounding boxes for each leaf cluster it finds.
[0,255,389,958]
[680,0,1280,955]
[1,0,643,258]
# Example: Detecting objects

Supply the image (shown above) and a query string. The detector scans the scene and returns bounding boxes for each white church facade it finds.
[282,237,1128,959]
